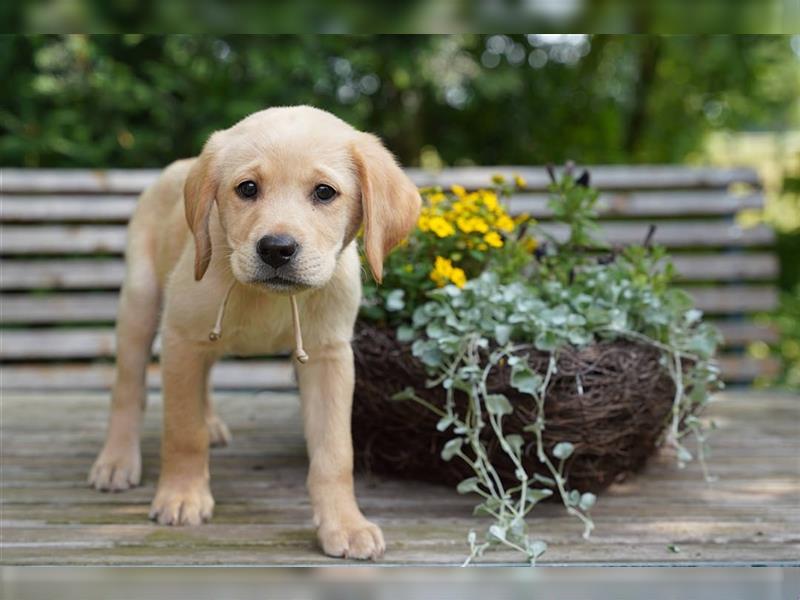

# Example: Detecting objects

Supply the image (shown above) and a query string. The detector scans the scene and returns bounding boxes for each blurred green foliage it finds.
[4,1,799,34]
[1,34,798,168]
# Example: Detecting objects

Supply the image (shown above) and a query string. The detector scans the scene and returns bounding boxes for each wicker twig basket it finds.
[352,323,677,495]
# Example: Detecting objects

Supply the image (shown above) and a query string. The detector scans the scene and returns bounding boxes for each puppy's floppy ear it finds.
[351,133,421,283]
[183,137,219,281]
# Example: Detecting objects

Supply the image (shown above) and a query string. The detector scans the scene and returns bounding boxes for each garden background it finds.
[2,33,798,387]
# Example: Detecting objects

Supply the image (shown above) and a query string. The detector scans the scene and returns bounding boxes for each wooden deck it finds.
[1,390,798,566]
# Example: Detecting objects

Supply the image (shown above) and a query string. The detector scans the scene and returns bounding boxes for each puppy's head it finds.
[184,106,420,293]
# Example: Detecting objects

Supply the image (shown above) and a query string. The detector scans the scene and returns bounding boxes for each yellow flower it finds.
[430,272,445,286]
[496,215,514,232]
[491,174,505,185]
[418,215,430,232]
[523,237,539,253]
[471,217,489,233]
[428,192,446,205]
[514,175,527,189]
[450,267,467,288]
[484,231,504,248]
[457,216,475,233]
[429,216,455,238]
[451,184,467,197]
[481,191,498,211]
[435,256,453,277]
[430,256,455,287]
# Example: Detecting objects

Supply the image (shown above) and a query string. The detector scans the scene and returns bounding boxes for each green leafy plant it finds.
[361,166,722,564]
[750,284,800,390]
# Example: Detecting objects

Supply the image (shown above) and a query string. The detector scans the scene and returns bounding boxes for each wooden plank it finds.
[690,286,778,313]
[0,391,795,566]
[717,356,781,381]
[715,321,779,345]
[541,222,775,247]
[670,254,778,282]
[0,169,160,194]
[0,328,296,366]
[0,350,779,390]
[1,196,138,222]
[0,328,119,358]
[509,191,765,218]
[414,166,761,190]
[1,293,119,323]
[2,166,760,194]
[0,222,775,256]
[0,226,127,254]
[0,254,779,292]
[0,259,126,290]
[0,191,764,224]
[0,284,778,326]
[0,360,296,391]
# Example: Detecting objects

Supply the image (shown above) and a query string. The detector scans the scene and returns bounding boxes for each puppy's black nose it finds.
[256,234,299,268]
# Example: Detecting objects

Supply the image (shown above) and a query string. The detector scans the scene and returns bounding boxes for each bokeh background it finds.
[1,34,798,388]
[3,1,800,33]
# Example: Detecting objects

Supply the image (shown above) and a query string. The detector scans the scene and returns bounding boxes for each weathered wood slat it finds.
[0,196,138,222]
[1,169,160,194]
[2,166,760,194]
[0,259,127,289]
[0,222,774,255]
[0,254,780,291]
[0,361,296,391]
[2,293,119,322]
[545,222,775,247]
[690,286,778,313]
[714,321,778,345]
[1,191,764,223]
[0,358,777,387]
[509,191,765,218]
[0,285,778,326]
[1,226,127,254]
[407,166,761,191]
[669,254,778,281]
[1,328,119,358]
[716,356,781,381]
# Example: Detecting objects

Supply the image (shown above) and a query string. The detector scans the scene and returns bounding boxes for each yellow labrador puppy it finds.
[88,106,421,560]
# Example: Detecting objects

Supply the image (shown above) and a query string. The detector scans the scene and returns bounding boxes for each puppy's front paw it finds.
[149,480,214,526]
[318,517,385,560]
[206,414,232,448]
[88,443,141,492]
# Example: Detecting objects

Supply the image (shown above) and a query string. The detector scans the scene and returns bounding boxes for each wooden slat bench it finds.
[0,166,780,390]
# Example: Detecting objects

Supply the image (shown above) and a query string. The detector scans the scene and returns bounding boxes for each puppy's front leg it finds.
[149,329,215,526]
[297,340,385,560]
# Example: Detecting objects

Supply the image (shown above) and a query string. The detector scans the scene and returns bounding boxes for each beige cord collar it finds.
[208,281,308,364]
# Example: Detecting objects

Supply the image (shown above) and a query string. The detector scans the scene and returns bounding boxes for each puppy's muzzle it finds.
[256,234,299,268]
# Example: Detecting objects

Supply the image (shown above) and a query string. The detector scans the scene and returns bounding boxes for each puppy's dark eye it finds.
[236,180,258,199]
[313,184,337,203]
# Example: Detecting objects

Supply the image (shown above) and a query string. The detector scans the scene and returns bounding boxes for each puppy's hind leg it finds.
[89,252,161,492]
[204,371,232,448]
